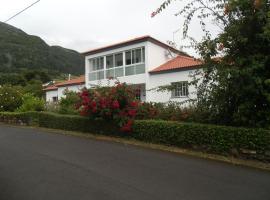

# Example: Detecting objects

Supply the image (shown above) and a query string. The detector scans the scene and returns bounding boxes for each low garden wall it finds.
[0,112,269,161]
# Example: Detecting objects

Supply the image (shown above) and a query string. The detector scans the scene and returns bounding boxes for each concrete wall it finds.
[45,84,85,102]
[46,90,58,102]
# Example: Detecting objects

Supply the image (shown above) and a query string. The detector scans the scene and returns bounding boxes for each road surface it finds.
[0,125,269,200]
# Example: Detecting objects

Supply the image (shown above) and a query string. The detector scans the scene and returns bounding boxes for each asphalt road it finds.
[0,125,270,200]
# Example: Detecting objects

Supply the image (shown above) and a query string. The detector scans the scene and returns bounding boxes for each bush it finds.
[45,102,60,113]
[77,82,139,132]
[17,93,45,112]
[136,102,197,122]
[0,85,23,112]
[133,120,270,160]
[58,91,80,115]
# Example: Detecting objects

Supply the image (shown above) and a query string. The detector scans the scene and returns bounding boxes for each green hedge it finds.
[133,120,270,159]
[0,111,119,135]
[0,112,269,160]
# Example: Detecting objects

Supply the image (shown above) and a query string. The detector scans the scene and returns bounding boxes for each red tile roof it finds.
[43,85,58,91]
[43,76,85,91]
[82,35,187,56]
[150,55,202,73]
[55,75,85,87]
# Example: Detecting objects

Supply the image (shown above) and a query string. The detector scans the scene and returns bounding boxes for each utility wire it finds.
[4,0,41,23]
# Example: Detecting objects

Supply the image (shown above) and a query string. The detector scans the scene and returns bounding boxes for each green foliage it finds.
[154,0,270,128]
[0,22,84,75]
[17,93,45,112]
[23,80,44,98]
[0,85,23,112]
[133,120,270,160]
[58,91,80,115]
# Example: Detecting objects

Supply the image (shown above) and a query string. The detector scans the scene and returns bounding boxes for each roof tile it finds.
[150,56,202,73]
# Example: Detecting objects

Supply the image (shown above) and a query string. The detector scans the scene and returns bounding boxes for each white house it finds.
[44,76,85,102]
[82,36,202,103]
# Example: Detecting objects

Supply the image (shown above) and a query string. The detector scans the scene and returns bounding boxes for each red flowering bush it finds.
[76,82,139,132]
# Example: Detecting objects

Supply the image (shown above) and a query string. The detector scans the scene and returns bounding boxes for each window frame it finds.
[171,81,189,98]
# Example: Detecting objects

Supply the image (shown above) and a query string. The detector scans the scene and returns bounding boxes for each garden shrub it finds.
[58,90,80,115]
[17,93,45,112]
[45,102,60,113]
[133,120,270,160]
[76,81,139,132]
[0,85,23,112]
[136,102,197,122]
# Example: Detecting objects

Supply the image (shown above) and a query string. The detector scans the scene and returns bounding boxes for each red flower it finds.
[128,109,137,117]
[92,107,97,113]
[130,101,138,108]
[112,100,120,109]
[121,120,133,132]
[91,101,97,108]
[80,90,89,97]
[100,98,107,109]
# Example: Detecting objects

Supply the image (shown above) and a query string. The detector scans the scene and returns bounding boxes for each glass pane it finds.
[106,55,114,69]
[135,49,142,63]
[89,72,97,81]
[126,51,131,65]
[106,69,114,79]
[115,67,124,77]
[90,59,95,71]
[115,53,123,67]
[97,71,104,80]
[135,64,145,74]
[98,57,104,70]
[142,47,145,62]
[125,66,135,76]
[132,50,136,64]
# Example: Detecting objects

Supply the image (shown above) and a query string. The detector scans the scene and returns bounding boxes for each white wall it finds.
[46,90,58,102]
[147,69,198,104]
[45,84,85,102]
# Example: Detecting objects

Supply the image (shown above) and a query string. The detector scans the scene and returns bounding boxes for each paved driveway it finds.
[0,125,269,200]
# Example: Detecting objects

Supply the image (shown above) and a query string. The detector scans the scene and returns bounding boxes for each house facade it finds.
[82,36,201,103]
[44,76,85,102]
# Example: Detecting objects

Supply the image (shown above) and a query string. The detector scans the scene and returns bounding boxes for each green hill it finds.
[0,22,84,75]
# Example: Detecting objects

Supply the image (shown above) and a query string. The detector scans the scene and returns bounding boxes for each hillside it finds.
[0,22,84,75]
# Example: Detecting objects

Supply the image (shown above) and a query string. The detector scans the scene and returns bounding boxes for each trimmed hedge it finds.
[0,112,270,160]
[0,112,119,135]
[133,120,270,160]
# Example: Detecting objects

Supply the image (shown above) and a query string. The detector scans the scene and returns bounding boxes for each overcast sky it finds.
[0,0,220,56]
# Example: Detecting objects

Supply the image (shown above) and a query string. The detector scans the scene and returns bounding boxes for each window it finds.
[52,96,58,102]
[125,51,132,65]
[89,57,104,81]
[106,55,114,69]
[126,47,144,66]
[171,82,189,98]
[125,47,145,76]
[115,53,123,67]
[89,46,145,81]
[135,88,141,100]
[105,53,124,79]
[90,57,104,71]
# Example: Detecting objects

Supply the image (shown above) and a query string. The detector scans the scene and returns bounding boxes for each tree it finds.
[153,0,270,127]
